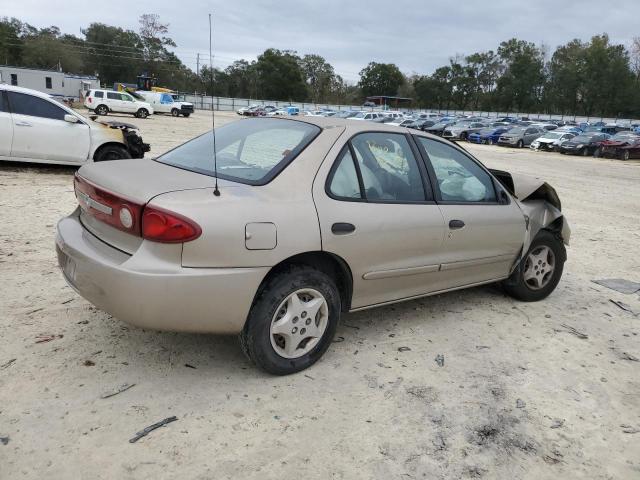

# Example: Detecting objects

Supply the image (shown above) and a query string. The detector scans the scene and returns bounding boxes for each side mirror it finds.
[64,114,79,124]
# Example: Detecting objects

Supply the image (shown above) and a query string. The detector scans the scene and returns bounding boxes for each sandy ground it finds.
[1,110,639,479]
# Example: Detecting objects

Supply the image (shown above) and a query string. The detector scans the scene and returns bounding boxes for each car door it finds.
[525,128,541,145]
[313,131,447,309]
[415,136,525,288]
[7,91,90,163]
[0,91,13,157]
[120,93,138,113]
[105,92,125,113]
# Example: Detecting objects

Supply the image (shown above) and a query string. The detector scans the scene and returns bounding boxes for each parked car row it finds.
[84,89,194,118]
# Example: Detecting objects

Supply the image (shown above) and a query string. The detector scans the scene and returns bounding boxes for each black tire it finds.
[517,139,524,148]
[183,113,190,118]
[95,104,108,116]
[502,230,566,302]
[240,265,340,375]
[94,145,132,161]
[171,108,179,117]
[621,150,630,161]
[483,138,490,145]
[460,132,468,141]
[593,147,602,158]
[135,108,149,119]
[582,147,590,157]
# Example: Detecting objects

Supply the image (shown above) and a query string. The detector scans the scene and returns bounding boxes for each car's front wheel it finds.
[95,104,108,115]
[136,108,149,119]
[503,230,565,302]
[171,108,179,117]
[517,139,524,148]
[94,145,132,161]
[240,266,340,375]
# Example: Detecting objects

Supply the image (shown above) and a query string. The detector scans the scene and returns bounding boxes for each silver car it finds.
[56,118,570,375]
[498,126,545,148]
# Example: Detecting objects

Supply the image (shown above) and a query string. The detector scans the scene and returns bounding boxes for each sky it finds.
[7,0,640,82]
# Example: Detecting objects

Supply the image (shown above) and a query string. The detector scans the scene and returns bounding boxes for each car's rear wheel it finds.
[95,104,108,115]
[582,147,590,156]
[517,139,524,148]
[621,150,630,161]
[240,266,340,375]
[94,145,132,161]
[483,138,491,145]
[171,108,179,117]
[503,230,565,302]
[593,147,602,157]
[136,108,149,119]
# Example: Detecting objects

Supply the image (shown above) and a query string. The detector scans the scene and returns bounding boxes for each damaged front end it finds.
[92,116,151,159]
[491,169,571,264]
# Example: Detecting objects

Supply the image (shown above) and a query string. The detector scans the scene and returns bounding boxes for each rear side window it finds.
[350,132,426,202]
[328,149,362,200]
[107,92,119,100]
[94,91,104,98]
[7,91,66,121]
[156,118,320,185]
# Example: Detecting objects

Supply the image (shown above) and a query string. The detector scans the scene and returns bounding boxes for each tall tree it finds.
[255,49,307,101]
[358,62,404,98]
[495,39,545,112]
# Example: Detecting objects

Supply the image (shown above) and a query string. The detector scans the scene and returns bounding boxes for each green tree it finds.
[255,49,307,101]
[358,62,404,98]
[300,54,336,103]
[495,39,545,112]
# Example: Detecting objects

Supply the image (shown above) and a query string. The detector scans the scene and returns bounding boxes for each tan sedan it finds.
[56,117,570,375]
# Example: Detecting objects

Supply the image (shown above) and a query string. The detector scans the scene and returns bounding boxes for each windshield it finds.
[156,118,320,185]
[543,132,562,139]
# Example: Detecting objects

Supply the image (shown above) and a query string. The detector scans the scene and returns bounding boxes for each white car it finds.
[237,104,259,115]
[347,112,383,121]
[135,91,193,117]
[530,131,576,151]
[0,85,149,165]
[84,89,154,118]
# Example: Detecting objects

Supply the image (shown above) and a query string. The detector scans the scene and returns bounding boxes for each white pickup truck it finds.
[135,91,194,117]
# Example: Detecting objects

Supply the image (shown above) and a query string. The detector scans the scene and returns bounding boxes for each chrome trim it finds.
[363,264,440,280]
[77,191,113,215]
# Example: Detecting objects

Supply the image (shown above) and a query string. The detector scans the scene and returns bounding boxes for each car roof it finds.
[258,115,453,142]
[0,83,59,101]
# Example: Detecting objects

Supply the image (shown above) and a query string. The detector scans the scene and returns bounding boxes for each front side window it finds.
[121,94,134,102]
[156,118,320,185]
[7,91,66,121]
[417,137,496,203]
[349,132,426,202]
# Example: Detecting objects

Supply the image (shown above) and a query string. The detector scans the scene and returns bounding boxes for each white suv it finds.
[84,89,154,118]
[0,85,149,165]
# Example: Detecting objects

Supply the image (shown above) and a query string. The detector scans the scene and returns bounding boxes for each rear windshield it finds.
[156,118,320,185]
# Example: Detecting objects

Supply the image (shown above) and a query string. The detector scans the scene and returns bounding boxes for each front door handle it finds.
[449,219,465,230]
[331,222,356,235]
[15,121,32,127]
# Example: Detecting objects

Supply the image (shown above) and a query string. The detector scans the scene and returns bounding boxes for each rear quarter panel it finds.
[170,124,346,268]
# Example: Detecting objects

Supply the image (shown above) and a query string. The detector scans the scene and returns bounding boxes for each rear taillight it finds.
[74,174,201,244]
[142,206,201,243]
[88,97,92,103]
[74,175,143,235]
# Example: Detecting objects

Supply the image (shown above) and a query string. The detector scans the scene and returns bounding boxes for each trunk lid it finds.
[75,159,238,254]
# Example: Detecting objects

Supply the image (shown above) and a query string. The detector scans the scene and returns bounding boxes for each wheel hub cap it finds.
[523,246,556,290]
[270,288,329,359]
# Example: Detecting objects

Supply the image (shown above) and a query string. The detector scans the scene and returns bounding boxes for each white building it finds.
[0,66,100,99]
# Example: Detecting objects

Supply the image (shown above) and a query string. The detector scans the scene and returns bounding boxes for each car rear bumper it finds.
[55,209,268,334]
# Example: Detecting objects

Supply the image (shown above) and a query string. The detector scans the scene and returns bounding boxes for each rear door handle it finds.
[331,222,356,235]
[15,121,32,127]
[449,219,465,230]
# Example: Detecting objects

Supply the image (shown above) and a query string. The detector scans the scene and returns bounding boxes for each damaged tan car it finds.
[56,117,570,375]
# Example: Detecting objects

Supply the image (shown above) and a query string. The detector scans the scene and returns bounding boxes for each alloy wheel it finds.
[523,246,556,290]
[270,288,329,359]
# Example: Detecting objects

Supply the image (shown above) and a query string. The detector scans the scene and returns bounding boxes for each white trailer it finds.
[0,66,99,100]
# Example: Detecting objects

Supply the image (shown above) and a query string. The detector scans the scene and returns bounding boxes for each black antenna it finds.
[209,13,220,197]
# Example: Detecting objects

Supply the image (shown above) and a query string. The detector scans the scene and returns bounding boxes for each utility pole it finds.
[196,53,200,77]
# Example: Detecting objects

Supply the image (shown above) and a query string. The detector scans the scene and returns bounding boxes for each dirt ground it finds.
[1,110,639,479]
